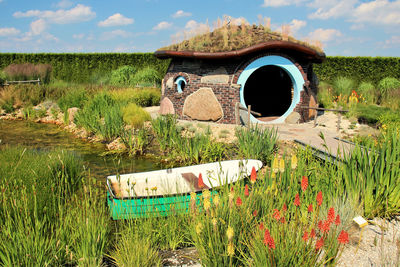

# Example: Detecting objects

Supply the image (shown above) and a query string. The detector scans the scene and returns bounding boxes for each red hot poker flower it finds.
[338,230,349,244]
[282,203,287,212]
[302,231,309,242]
[280,217,286,224]
[335,215,341,226]
[308,204,313,213]
[253,210,258,217]
[259,222,265,231]
[264,229,275,249]
[236,197,242,207]
[250,166,257,184]
[315,237,324,250]
[316,191,323,206]
[244,184,249,197]
[327,207,335,223]
[273,209,280,221]
[230,186,234,193]
[310,228,316,238]
[198,173,205,189]
[321,220,331,233]
[294,193,301,207]
[301,176,309,192]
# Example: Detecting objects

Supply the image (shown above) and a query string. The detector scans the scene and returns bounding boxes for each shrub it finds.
[354,104,392,125]
[0,87,15,113]
[378,77,400,98]
[333,77,355,96]
[357,82,376,104]
[111,87,161,107]
[109,65,137,86]
[132,67,162,87]
[3,63,52,83]
[0,71,6,85]
[57,88,88,112]
[122,103,151,128]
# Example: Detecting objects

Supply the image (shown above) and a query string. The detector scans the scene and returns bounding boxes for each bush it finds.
[110,87,161,107]
[357,82,376,104]
[3,63,52,83]
[333,77,355,96]
[378,77,400,98]
[109,65,137,86]
[132,67,162,87]
[57,88,88,111]
[0,71,6,85]
[122,103,151,128]
[354,104,392,125]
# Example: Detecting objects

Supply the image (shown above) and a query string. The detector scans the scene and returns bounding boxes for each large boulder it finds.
[285,111,301,124]
[183,88,223,121]
[159,97,175,115]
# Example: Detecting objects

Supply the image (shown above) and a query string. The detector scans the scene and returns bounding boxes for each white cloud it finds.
[98,13,134,27]
[353,0,400,25]
[308,28,342,42]
[383,35,400,48]
[308,0,357,19]
[72,33,85,39]
[289,19,307,34]
[153,21,172,30]
[262,0,305,7]
[100,29,132,40]
[172,10,192,18]
[55,0,74,9]
[114,44,136,52]
[13,4,96,24]
[30,19,47,35]
[0,27,21,37]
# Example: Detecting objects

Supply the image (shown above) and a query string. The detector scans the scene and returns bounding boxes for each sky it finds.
[0,0,399,56]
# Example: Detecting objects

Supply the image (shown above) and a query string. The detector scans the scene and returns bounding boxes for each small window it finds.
[175,76,187,93]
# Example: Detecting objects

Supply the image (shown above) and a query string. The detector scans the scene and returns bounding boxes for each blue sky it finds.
[0,0,399,56]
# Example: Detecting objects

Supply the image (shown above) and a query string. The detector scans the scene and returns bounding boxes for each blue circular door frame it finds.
[237,55,305,124]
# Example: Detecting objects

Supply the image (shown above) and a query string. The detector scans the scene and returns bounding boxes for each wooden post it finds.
[248,105,251,129]
[337,106,342,132]
[235,102,240,125]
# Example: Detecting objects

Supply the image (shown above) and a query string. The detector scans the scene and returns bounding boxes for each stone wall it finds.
[160,53,318,124]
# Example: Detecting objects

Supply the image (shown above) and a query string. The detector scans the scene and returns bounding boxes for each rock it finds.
[67,107,79,124]
[166,77,174,90]
[308,95,318,119]
[106,138,126,151]
[161,78,165,95]
[159,97,175,115]
[285,112,301,124]
[201,67,229,84]
[183,88,223,121]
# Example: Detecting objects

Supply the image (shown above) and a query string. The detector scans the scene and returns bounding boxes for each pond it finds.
[0,119,160,180]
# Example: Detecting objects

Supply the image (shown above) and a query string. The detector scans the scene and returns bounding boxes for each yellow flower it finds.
[272,157,279,173]
[227,242,235,256]
[226,226,234,241]
[279,158,285,173]
[291,154,297,170]
[212,218,218,227]
[151,186,157,191]
[190,192,197,200]
[213,194,220,207]
[196,223,203,235]
[203,199,211,211]
[202,189,211,199]
[271,171,276,178]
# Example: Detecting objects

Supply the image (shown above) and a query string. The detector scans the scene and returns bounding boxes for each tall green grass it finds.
[333,77,355,96]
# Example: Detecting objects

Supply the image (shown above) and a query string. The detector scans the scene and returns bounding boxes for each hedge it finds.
[0,53,170,83]
[313,56,400,85]
[0,53,399,85]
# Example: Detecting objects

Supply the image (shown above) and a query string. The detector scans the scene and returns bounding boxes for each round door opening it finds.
[243,65,293,122]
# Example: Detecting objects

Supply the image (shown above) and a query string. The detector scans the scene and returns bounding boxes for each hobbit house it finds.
[155,24,325,124]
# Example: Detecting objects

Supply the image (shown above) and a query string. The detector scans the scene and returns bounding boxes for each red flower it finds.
[338,230,349,244]
[301,176,308,192]
[236,197,242,207]
[327,207,335,223]
[250,166,257,184]
[253,210,258,217]
[282,203,287,212]
[308,204,313,213]
[316,191,323,206]
[263,229,275,249]
[335,215,341,226]
[244,184,249,197]
[321,220,330,233]
[294,193,300,207]
[280,217,286,224]
[273,209,280,221]
[230,186,234,193]
[302,231,309,242]
[198,173,205,188]
[310,228,316,238]
[259,222,265,231]
[315,237,324,250]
